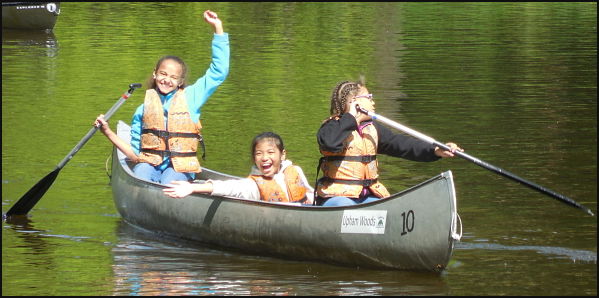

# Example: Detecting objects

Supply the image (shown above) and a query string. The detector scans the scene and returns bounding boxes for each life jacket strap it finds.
[141,128,200,139]
[140,148,197,158]
[321,155,377,163]
[318,177,379,187]
[141,128,206,160]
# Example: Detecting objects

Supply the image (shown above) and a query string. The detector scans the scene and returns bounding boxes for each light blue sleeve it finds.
[185,33,230,122]
[130,104,144,155]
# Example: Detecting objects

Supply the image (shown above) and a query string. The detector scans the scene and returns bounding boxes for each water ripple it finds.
[456,241,597,263]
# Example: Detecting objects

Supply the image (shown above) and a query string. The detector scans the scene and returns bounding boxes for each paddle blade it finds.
[5,168,60,217]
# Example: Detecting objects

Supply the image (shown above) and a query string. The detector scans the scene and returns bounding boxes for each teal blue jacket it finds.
[130,33,230,172]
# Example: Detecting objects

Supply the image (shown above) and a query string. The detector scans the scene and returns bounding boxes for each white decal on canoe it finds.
[47,3,58,13]
[340,210,387,234]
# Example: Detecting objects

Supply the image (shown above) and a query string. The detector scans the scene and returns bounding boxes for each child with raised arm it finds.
[94,10,229,185]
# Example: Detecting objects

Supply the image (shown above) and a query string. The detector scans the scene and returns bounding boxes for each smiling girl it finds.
[163,132,314,205]
[94,10,229,185]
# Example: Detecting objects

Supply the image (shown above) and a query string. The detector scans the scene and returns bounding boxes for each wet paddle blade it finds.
[3,84,141,219]
[5,168,60,217]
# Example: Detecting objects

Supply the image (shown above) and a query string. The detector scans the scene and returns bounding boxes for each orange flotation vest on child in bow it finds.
[138,88,203,173]
[249,165,309,203]
[317,119,390,199]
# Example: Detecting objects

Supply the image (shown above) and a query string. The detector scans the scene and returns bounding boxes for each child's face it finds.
[253,140,286,178]
[345,86,375,113]
[154,59,183,94]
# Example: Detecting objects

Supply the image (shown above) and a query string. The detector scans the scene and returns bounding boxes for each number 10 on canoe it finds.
[4,83,142,218]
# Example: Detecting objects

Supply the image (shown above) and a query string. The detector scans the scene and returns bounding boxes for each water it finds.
[2,2,596,295]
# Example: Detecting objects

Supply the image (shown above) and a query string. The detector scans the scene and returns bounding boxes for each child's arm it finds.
[203,10,223,35]
[164,178,261,201]
[95,114,139,162]
[163,180,214,198]
[185,10,230,115]
[317,113,358,152]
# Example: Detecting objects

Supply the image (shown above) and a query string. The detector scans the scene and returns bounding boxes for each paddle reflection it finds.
[3,215,52,254]
[2,215,58,272]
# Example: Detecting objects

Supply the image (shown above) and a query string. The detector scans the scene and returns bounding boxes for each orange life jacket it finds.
[317,119,390,199]
[138,88,203,173]
[249,165,309,203]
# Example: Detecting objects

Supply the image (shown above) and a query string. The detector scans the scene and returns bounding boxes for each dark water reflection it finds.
[3,2,596,296]
[112,222,448,296]
[1,29,58,57]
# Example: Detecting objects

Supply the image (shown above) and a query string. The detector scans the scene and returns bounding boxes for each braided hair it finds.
[329,76,366,118]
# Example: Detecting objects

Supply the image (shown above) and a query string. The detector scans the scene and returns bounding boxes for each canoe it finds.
[2,2,60,30]
[110,121,462,271]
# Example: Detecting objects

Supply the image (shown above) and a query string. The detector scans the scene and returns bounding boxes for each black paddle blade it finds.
[5,168,60,217]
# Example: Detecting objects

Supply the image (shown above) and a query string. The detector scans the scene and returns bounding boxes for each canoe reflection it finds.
[2,29,58,57]
[112,221,449,296]
[112,220,296,295]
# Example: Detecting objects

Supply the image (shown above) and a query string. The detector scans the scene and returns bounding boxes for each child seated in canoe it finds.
[94,10,229,185]
[315,77,462,207]
[163,132,314,205]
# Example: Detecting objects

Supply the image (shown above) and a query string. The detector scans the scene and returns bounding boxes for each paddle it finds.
[358,107,595,217]
[4,83,142,217]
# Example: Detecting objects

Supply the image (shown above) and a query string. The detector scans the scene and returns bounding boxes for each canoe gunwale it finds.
[114,144,454,211]
[116,159,454,212]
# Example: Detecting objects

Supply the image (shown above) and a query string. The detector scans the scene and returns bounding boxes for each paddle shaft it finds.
[56,84,141,169]
[362,109,594,216]
[5,83,142,217]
